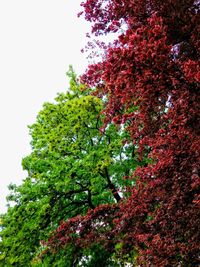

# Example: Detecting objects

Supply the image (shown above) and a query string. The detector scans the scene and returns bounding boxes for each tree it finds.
[46,1,200,266]
[0,67,139,266]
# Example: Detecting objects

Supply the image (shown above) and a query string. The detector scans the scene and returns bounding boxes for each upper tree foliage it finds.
[0,67,140,266]
[46,1,200,266]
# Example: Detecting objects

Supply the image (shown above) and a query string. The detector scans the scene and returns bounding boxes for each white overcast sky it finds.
[0,0,91,213]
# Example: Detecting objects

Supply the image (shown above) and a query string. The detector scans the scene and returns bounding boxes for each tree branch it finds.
[100,167,121,202]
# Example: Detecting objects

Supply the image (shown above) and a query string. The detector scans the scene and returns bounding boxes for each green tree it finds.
[0,67,138,266]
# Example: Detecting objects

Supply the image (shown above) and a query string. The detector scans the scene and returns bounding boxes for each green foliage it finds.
[0,67,140,266]
[78,245,121,267]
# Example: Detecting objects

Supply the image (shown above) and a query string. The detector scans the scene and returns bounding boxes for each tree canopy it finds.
[1,0,200,266]
[0,67,141,266]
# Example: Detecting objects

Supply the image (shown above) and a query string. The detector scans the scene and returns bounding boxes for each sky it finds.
[0,0,90,213]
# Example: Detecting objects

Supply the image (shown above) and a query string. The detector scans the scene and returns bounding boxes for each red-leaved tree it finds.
[45,1,200,266]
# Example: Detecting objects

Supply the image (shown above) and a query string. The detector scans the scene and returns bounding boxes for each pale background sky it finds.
[0,0,90,213]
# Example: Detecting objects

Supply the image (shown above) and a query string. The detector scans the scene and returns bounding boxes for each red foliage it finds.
[46,204,119,250]
[47,1,200,266]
